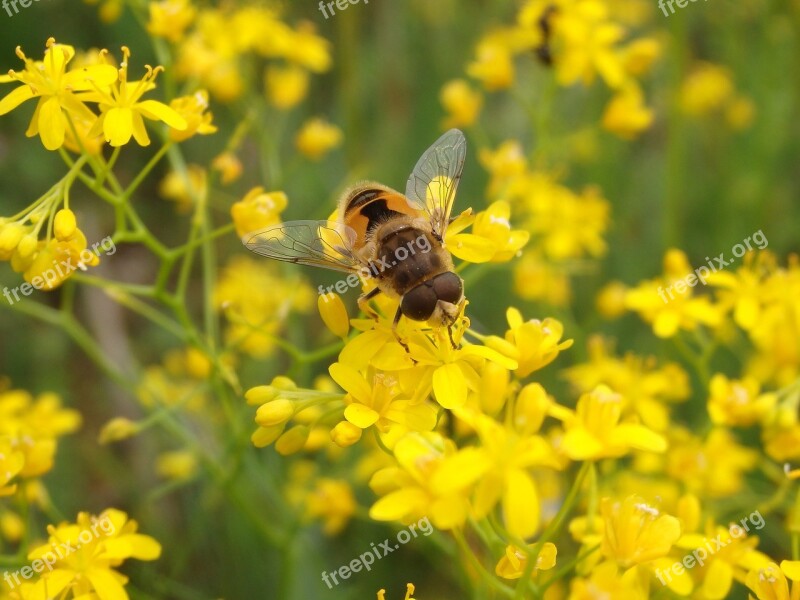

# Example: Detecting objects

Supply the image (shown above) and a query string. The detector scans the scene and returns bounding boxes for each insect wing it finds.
[404,128,467,239]
[243,220,363,275]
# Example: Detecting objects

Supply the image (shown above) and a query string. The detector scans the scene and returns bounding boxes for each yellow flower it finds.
[461,410,561,538]
[26,508,161,598]
[467,39,515,91]
[746,561,800,600]
[707,373,776,427]
[21,230,101,291]
[295,117,343,160]
[518,172,611,260]
[328,364,437,440]
[562,335,690,431]
[0,437,24,496]
[231,187,288,238]
[211,151,243,184]
[84,0,123,22]
[214,256,313,358]
[155,450,198,481]
[466,201,530,263]
[601,495,681,568]
[0,38,118,150]
[726,95,756,130]
[369,432,490,529]
[680,62,734,116]
[86,47,187,146]
[513,251,572,306]
[554,0,627,88]
[596,280,628,318]
[98,417,140,444]
[504,308,573,378]
[559,385,667,460]
[282,22,332,73]
[602,83,654,140]
[147,0,197,43]
[440,79,483,128]
[624,249,725,338]
[568,560,649,599]
[620,37,661,76]
[495,542,557,579]
[159,164,206,213]
[168,90,217,142]
[265,64,309,109]
[479,140,527,199]
[405,327,518,409]
[665,427,757,498]
[305,478,356,535]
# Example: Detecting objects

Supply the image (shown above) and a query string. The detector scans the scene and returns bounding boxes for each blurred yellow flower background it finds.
[0,0,798,598]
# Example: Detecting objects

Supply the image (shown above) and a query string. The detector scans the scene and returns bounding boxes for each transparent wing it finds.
[242,220,363,274]
[404,128,467,240]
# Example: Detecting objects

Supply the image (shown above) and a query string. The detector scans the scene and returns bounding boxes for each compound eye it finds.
[431,272,463,304]
[401,284,437,321]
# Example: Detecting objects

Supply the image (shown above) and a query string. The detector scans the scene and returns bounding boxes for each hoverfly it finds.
[242,129,468,350]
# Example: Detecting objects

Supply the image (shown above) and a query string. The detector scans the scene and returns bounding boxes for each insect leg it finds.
[357,286,382,320]
[447,323,459,350]
[391,306,413,356]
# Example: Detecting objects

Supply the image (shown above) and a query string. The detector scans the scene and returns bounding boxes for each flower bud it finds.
[275,425,310,455]
[331,421,362,448]
[98,417,140,444]
[318,292,349,339]
[251,424,285,448]
[16,234,39,259]
[0,223,25,252]
[54,209,77,241]
[255,398,295,427]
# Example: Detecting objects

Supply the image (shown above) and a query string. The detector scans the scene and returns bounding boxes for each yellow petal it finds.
[611,424,667,453]
[136,99,188,130]
[432,363,467,409]
[460,343,519,370]
[561,428,604,460]
[781,560,800,581]
[125,533,162,560]
[344,403,380,428]
[653,310,680,338]
[329,362,371,403]
[430,448,489,494]
[318,292,349,339]
[0,84,35,115]
[370,489,427,521]
[701,559,733,599]
[64,64,119,89]
[131,111,151,146]
[38,96,66,150]
[85,567,128,600]
[103,107,133,147]
[503,469,540,538]
[447,233,497,263]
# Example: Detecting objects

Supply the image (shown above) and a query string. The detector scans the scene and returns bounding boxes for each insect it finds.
[242,128,468,350]
[534,5,557,66]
